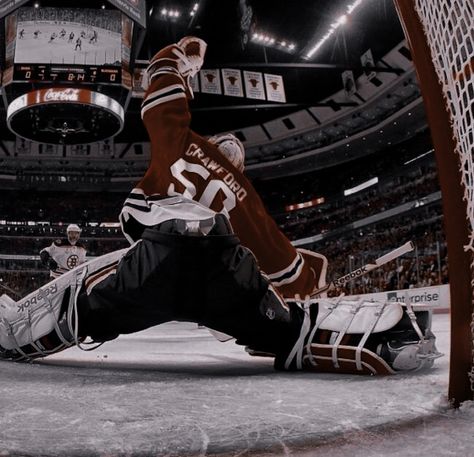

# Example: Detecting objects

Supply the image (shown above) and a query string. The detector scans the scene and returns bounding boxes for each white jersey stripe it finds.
[143,84,186,104]
[141,92,186,119]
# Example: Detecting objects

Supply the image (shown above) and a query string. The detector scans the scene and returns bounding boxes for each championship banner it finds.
[200,69,222,95]
[264,73,286,103]
[0,0,29,19]
[243,70,265,100]
[222,68,244,97]
[107,0,147,28]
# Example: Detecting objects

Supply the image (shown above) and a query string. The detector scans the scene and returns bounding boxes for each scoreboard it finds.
[0,4,146,145]
[13,64,122,84]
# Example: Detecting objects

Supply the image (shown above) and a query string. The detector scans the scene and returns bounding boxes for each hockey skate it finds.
[245,249,328,358]
[275,296,443,375]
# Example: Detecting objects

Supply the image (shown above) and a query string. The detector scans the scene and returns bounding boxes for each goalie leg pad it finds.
[0,248,129,361]
[302,343,394,375]
[278,296,443,375]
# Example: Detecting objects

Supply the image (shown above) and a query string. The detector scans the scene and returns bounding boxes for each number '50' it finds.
[167,158,236,215]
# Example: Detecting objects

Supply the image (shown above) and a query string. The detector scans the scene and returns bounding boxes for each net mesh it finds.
[413,0,474,391]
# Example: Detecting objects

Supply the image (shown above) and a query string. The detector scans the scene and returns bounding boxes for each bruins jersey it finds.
[120,73,326,298]
[40,239,87,278]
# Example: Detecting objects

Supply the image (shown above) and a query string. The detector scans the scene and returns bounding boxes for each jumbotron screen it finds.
[6,7,126,84]
[15,7,122,65]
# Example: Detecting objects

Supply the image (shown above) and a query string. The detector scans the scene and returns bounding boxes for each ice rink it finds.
[0,313,473,457]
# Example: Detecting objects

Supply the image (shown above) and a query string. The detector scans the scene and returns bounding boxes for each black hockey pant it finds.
[77,217,299,356]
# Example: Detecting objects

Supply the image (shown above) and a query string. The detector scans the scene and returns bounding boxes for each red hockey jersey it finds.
[120,73,326,297]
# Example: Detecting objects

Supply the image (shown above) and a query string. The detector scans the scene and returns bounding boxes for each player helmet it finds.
[66,224,81,245]
[208,133,245,172]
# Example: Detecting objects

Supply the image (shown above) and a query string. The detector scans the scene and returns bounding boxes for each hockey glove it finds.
[143,36,207,99]
[40,251,58,271]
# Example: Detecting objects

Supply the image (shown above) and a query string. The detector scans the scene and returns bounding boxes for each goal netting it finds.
[394,0,474,406]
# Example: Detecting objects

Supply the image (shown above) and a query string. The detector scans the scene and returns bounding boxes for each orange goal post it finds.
[394,0,474,406]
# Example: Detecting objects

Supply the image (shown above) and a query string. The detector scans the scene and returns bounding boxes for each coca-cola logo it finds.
[44,88,80,102]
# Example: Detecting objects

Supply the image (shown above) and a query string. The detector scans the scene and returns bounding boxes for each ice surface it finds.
[0,314,472,457]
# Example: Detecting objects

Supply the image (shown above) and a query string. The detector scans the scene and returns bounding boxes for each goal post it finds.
[393,0,474,406]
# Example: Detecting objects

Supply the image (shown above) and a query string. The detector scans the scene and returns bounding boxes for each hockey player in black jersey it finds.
[0,37,441,375]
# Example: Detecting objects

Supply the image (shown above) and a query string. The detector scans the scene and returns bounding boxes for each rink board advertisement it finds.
[345,284,450,309]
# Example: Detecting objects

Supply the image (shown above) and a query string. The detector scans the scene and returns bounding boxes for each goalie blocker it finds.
[0,213,442,375]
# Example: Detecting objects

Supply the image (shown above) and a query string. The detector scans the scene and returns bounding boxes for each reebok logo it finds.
[333,266,368,287]
[17,284,58,313]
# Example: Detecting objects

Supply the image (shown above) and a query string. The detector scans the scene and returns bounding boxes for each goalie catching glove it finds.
[142,36,207,98]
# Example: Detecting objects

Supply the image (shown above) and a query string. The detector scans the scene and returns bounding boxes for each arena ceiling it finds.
[135,0,406,137]
[0,0,408,143]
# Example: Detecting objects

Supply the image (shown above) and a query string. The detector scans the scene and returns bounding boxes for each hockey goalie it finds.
[0,36,442,376]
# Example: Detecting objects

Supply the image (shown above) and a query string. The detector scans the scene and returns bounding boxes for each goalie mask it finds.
[66,224,81,245]
[208,134,245,172]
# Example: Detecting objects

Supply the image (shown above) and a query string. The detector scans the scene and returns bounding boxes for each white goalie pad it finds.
[0,247,130,357]
[0,275,72,351]
[315,298,404,334]
[284,296,443,374]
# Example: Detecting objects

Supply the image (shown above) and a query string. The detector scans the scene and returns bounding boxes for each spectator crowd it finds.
[0,150,448,298]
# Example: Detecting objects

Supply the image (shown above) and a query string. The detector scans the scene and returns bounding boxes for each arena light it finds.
[161,8,181,19]
[344,176,378,196]
[190,2,199,16]
[305,0,365,59]
[251,31,297,53]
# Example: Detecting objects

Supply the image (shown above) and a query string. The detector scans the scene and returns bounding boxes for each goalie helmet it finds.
[208,133,245,172]
[66,224,81,245]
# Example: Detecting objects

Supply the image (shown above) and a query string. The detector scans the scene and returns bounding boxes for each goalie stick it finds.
[311,241,414,298]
